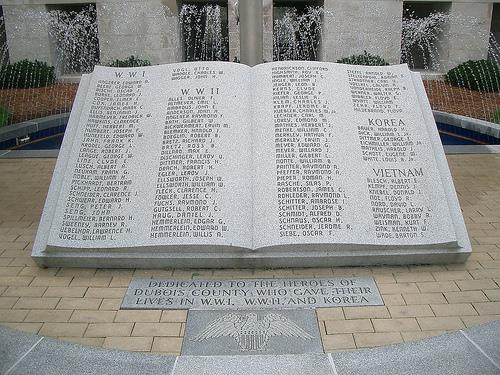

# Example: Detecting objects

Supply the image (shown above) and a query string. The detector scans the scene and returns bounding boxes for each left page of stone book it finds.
[44,62,254,253]
[32,73,92,258]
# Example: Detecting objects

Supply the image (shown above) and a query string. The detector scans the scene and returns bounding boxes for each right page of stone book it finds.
[251,61,457,250]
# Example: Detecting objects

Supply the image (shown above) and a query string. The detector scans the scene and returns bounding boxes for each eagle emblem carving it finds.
[190,312,314,351]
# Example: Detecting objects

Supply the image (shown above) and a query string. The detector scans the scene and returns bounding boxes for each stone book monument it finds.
[32,61,471,268]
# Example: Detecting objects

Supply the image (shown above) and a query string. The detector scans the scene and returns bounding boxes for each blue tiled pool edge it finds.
[0,113,69,150]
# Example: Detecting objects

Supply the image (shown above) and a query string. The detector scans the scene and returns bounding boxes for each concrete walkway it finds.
[1,320,499,374]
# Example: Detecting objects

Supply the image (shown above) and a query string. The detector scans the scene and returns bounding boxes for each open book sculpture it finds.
[32,61,471,268]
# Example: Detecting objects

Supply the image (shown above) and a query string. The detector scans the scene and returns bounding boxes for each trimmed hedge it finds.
[337,51,389,66]
[109,56,151,68]
[0,106,10,127]
[445,60,500,92]
[492,108,500,125]
[0,60,55,89]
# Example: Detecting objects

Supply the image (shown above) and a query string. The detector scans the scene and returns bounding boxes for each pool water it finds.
[14,134,64,150]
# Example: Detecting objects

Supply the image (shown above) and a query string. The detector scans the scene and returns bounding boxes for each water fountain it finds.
[179,4,229,62]
[273,5,323,61]
[0,1,498,131]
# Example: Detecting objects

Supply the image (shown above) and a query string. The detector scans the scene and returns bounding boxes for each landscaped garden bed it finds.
[0,80,498,127]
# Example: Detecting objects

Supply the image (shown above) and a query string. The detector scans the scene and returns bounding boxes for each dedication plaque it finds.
[121,277,383,310]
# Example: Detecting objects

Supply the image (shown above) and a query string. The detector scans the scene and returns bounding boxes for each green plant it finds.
[108,56,151,68]
[0,60,55,89]
[445,60,500,92]
[0,106,10,127]
[337,51,389,66]
[492,108,500,124]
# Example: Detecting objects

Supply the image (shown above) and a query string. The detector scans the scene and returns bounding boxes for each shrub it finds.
[445,60,500,92]
[0,106,10,127]
[492,108,500,125]
[0,60,56,89]
[109,56,151,68]
[337,51,389,66]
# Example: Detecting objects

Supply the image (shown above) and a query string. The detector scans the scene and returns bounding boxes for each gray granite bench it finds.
[1,320,499,374]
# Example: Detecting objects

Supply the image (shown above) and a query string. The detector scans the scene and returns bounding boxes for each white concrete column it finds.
[446,2,493,71]
[228,0,240,62]
[239,0,263,66]
[321,0,402,64]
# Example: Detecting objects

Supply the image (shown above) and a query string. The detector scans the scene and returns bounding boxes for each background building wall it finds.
[3,4,51,64]
[321,0,403,64]
[97,0,180,65]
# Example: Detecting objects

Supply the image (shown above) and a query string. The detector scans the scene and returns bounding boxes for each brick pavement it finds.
[0,156,499,354]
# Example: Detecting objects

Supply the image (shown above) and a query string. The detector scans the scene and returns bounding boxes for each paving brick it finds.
[472,302,500,315]
[430,303,478,316]
[372,318,420,332]
[343,306,389,319]
[43,287,87,298]
[103,337,153,352]
[151,337,183,353]
[57,268,97,277]
[461,315,500,328]
[56,298,102,310]
[416,281,459,293]
[444,290,488,303]
[0,276,33,286]
[85,322,133,337]
[70,277,111,287]
[469,269,500,279]
[18,267,58,277]
[85,287,126,298]
[381,294,405,306]
[417,316,465,331]
[431,271,472,281]
[115,310,161,322]
[25,310,72,323]
[401,330,447,342]
[3,286,46,297]
[108,276,133,288]
[372,274,396,284]
[99,298,121,310]
[0,309,29,322]
[132,322,181,337]
[0,296,18,309]
[316,308,344,321]
[354,332,403,348]
[324,319,373,334]
[377,283,419,294]
[13,297,60,309]
[59,337,104,347]
[403,293,446,305]
[394,272,435,282]
[388,305,434,318]
[0,266,22,276]
[160,310,188,323]
[456,279,498,291]
[322,334,356,351]
[39,322,87,337]
[484,289,500,301]
[0,322,42,333]
[70,310,116,323]
[30,276,73,287]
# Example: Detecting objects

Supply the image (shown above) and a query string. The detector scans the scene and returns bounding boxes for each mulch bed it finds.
[423,81,500,122]
[0,81,498,126]
[0,84,78,125]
